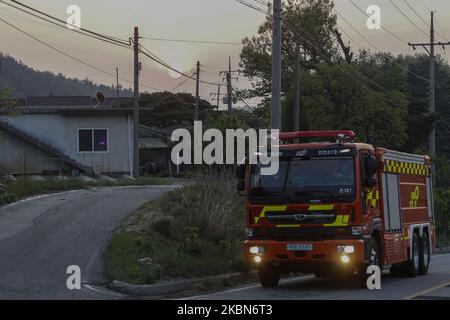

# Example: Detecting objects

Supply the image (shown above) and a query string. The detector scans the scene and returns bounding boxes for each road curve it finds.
[183,253,450,300]
[0,185,179,299]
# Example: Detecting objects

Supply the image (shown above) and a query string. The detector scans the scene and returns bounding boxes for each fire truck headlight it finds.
[340,255,350,264]
[249,246,265,254]
[254,256,262,263]
[337,245,355,254]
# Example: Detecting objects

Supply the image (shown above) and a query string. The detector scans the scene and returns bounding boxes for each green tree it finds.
[123,91,216,128]
[0,87,15,114]
[240,0,338,113]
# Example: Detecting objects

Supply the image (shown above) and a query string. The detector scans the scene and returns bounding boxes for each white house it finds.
[0,105,135,176]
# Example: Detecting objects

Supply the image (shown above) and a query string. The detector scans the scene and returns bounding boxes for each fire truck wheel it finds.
[258,264,280,288]
[419,232,430,275]
[358,238,380,287]
[404,232,420,277]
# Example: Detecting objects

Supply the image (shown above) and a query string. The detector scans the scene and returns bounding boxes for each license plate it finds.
[287,244,313,251]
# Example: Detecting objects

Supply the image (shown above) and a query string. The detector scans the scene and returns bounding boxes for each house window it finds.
[78,129,108,152]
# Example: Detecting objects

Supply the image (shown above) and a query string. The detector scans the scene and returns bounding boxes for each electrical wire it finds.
[402,0,429,26]
[0,16,161,92]
[347,0,409,45]
[335,9,377,50]
[231,0,450,104]
[140,45,220,86]
[233,0,267,15]
[336,23,362,49]
[0,0,131,49]
[6,0,129,46]
[169,75,193,92]
[387,0,428,37]
[141,37,241,45]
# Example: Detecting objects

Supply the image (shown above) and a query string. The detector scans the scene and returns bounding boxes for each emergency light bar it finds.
[279,130,356,143]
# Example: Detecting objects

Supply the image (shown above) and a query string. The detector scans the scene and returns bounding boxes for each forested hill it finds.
[0,53,132,98]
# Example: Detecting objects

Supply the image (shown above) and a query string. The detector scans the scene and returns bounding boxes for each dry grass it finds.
[106,169,248,285]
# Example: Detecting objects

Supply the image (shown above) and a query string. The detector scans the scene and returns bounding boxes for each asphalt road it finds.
[1,185,449,300]
[183,253,450,300]
[0,185,178,299]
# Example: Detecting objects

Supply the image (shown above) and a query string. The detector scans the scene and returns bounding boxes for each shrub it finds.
[106,169,248,284]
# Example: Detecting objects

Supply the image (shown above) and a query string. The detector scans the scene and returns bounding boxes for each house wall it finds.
[0,113,133,175]
[0,130,71,175]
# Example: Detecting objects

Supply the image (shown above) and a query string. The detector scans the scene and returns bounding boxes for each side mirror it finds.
[236,179,246,196]
[236,165,246,180]
[366,176,377,188]
[366,156,378,176]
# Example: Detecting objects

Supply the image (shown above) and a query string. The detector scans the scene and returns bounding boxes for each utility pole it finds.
[219,58,239,114]
[429,12,436,159]
[116,67,120,99]
[133,27,140,178]
[293,39,301,133]
[227,56,232,113]
[216,84,221,109]
[272,0,282,130]
[408,12,450,160]
[210,84,222,109]
[195,61,200,121]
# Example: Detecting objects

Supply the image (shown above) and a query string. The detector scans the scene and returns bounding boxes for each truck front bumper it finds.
[244,239,365,273]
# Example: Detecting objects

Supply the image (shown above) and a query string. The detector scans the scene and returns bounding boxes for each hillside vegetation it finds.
[0,53,132,98]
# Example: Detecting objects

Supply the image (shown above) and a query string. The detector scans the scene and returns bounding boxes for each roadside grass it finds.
[105,170,247,285]
[0,176,170,206]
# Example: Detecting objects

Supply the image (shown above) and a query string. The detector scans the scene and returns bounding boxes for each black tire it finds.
[404,233,420,277]
[419,232,431,275]
[358,238,380,288]
[389,263,404,277]
[258,264,280,288]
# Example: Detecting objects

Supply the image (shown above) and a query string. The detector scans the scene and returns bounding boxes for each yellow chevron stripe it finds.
[308,205,334,211]
[323,215,350,227]
[254,205,287,224]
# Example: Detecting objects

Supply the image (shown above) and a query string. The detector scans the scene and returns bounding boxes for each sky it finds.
[1,0,450,108]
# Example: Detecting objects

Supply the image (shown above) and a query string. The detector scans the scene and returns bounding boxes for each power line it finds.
[387,0,428,37]
[231,0,441,102]
[232,87,255,111]
[343,0,436,83]
[233,0,267,15]
[335,9,377,50]
[6,0,129,46]
[141,36,241,45]
[347,0,409,45]
[169,74,193,92]
[0,0,131,49]
[415,0,431,12]
[0,16,161,92]
[249,0,268,6]
[232,0,392,94]
[402,0,429,26]
[336,22,361,49]
[140,45,220,86]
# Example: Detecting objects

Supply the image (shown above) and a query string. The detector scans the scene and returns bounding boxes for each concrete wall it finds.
[0,113,133,175]
[0,130,72,175]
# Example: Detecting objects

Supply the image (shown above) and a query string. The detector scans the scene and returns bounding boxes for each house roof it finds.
[15,96,133,107]
[0,105,136,115]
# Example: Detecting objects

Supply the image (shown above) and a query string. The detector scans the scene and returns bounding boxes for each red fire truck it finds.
[237,131,436,287]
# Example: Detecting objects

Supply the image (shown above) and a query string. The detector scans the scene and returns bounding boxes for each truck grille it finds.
[266,211,336,225]
[250,227,358,241]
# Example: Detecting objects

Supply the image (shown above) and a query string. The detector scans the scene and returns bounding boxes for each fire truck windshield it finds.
[250,158,356,204]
